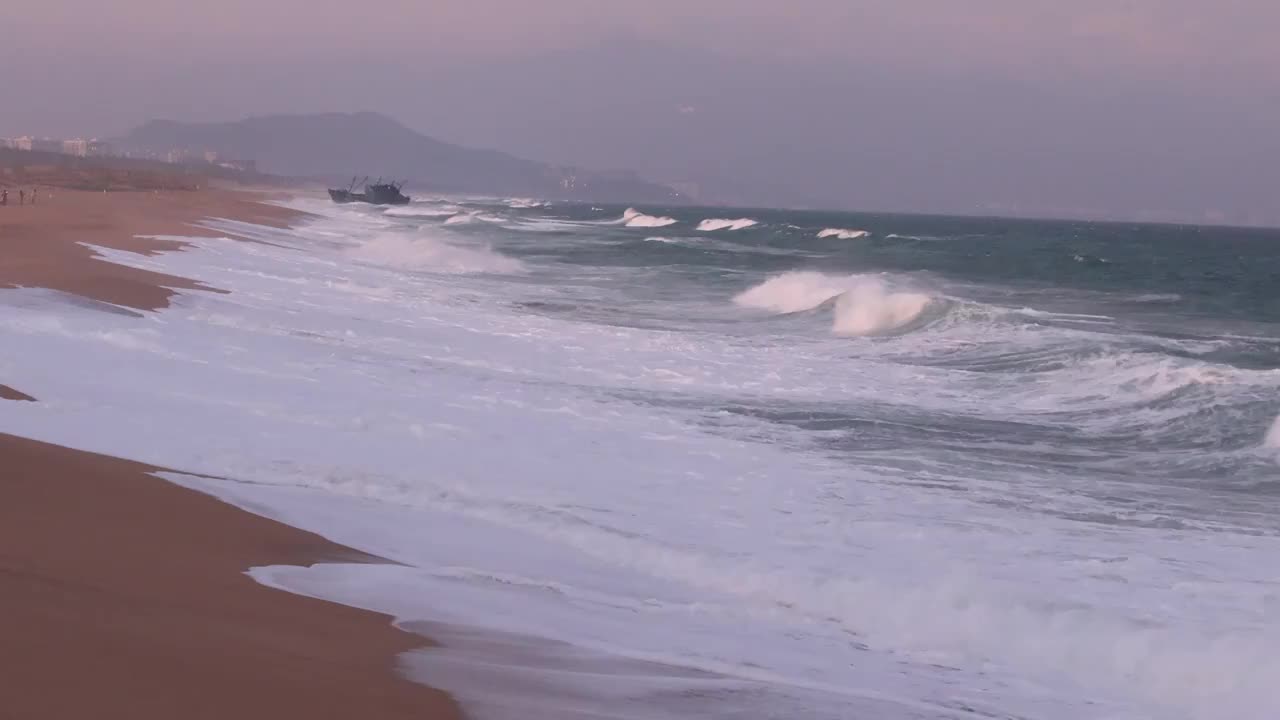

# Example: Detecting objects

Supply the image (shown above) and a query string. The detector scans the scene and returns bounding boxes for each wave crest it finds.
[1265,415,1280,449]
[623,208,678,228]
[817,228,870,240]
[384,206,460,218]
[348,233,524,274]
[698,218,758,232]
[734,271,934,336]
[505,198,547,209]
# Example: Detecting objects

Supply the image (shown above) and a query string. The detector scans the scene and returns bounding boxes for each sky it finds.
[4,1,1278,224]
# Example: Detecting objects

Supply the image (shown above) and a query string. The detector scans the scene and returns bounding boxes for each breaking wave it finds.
[346,233,524,274]
[698,218,759,232]
[445,212,505,225]
[623,208,678,228]
[734,271,934,336]
[384,206,461,218]
[505,198,547,209]
[1265,415,1280,449]
[817,228,870,240]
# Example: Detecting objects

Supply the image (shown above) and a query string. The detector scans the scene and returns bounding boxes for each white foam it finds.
[623,208,678,228]
[697,218,758,232]
[732,271,850,314]
[2,202,1277,720]
[436,211,506,225]
[505,198,547,209]
[385,206,461,218]
[347,231,524,275]
[817,228,869,240]
[1265,415,1280,449]
[831,281,932,336]
[734,271,933,336]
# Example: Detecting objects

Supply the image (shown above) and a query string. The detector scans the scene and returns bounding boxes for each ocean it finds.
[3,195,1279,719]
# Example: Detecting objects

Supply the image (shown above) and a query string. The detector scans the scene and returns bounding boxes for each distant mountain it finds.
[115,112,682,203]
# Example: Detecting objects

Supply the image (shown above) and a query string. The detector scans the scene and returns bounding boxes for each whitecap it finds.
[622,208,678,228]
[697,218,758,232]
[733,271,933,336]
[816,228,869,240]
[346,232,523,274]
[1264,415,1280,449]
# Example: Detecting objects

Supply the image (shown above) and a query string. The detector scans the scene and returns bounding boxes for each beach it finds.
[0,188,298,311]
[3,182,1278,720]
[0,188,461,720]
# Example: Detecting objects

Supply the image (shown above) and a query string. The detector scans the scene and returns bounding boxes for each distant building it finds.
[62,138,90,157]
[10,136,34,151]
[204,150,219,164]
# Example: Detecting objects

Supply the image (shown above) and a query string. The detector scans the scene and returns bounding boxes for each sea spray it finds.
[623,208,678,228]
[698,218,759,232]
[1265,415,1280,449]
[831,280,932,336]
[817,228,870,240]
[734,271,932,336]
[347,232,524,274]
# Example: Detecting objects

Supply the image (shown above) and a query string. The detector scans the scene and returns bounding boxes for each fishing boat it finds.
[327,176,410,205]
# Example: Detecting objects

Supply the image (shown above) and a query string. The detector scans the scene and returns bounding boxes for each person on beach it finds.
[19,190,24,206]
[1,189,7,206]
[31,188,37,205]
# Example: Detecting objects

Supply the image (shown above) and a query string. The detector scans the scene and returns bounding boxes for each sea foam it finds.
[817,228,869,240]
[623,208,678,228]
[347,232,524,274]
[1265,415,1280,449]
[5,196,1277,720]
[698,218,758,232]
[734,271,932,336]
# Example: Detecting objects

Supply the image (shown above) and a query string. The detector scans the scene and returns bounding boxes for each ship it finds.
[327,176,411,205]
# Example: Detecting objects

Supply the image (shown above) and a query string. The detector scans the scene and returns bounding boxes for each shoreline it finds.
[1,384,36,401]
[0,188,305,311]
[0,187,463,719]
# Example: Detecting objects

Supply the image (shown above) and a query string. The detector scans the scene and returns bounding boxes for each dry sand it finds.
[0,188,463,719]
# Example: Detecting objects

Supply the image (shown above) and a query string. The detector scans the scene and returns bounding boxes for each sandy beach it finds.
[0,188,299,310]
[0,188,462,719]
[0,384,35,402]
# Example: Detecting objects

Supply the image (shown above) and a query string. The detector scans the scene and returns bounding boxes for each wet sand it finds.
[0,384,36,401]
[0,189,463,719]
[0,188,301,311]
[0,434,461,720]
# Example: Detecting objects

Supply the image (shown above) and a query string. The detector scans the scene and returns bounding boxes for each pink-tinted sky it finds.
[5,1,1278,223]
[13,0,1278,69]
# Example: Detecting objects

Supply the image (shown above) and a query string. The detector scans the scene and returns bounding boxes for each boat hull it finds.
[327,189,367,203]
[327,186,409,205]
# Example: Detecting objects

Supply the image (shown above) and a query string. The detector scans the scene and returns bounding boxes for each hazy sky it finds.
[5,1,1278,223]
